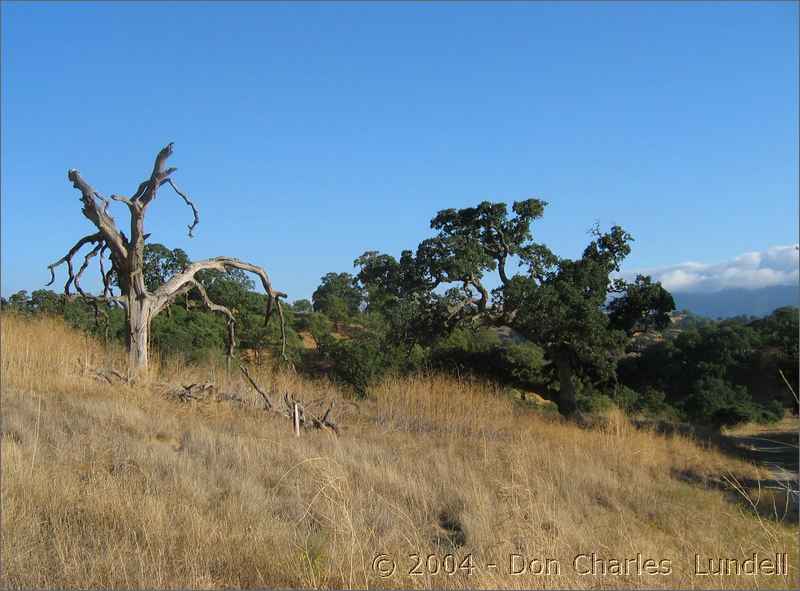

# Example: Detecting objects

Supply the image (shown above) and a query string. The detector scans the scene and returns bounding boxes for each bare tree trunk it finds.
[555,354,578,416]
[49,143,288,379]
[127,296,153,378]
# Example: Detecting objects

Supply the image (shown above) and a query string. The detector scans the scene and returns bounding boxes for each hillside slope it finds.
[1,315,797,589]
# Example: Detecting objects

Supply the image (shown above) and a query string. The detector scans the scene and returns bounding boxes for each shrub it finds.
[758,399,786,424]
[634,386,679,419]
[323,335,393,398]
[308,313,335,348]
[611,384,640,411]
[429,328,547,390]
[500,341,548,387]
[682,376,782,428]
[578,392,614,414]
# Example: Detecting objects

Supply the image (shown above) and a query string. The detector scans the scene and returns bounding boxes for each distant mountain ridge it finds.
[672,284,799,319]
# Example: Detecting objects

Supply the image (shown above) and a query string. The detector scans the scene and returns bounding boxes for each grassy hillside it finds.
[1,315,797,589]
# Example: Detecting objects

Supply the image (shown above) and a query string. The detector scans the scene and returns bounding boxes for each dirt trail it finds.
[720,417,799,505]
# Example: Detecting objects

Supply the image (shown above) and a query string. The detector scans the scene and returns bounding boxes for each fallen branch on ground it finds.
[240,365,339,435]
[76,358,129,385]
[167,382,215,402]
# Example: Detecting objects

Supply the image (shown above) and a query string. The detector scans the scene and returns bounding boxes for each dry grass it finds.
[1,314,797,589]
[722,414,800,439]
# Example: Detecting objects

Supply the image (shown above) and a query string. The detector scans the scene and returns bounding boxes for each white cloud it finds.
[624,245,799,293]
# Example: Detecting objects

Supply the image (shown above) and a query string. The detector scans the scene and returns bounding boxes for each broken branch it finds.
[165,178,200,238]
[240,364,275,410]
[239,365,339,435]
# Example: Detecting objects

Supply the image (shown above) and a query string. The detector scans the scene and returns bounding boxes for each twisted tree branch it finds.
[152,256,288,360]
[73,242,104,296]
[47,232,104,293]
[165,178,199,238]
[52,142,289,376]
[67,169,129,262]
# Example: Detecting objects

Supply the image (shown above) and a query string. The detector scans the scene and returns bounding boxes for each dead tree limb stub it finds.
[165,178,200,238]
[48,143,288,377]
[239,365,339,435]
[240,364,275,410]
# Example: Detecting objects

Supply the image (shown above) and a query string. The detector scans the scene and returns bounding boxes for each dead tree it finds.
[47,143,287,378]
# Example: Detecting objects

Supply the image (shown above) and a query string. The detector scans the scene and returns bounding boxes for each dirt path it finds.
[719,417,799,511]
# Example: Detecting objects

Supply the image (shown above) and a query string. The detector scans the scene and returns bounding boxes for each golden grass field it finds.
[1,314,797,589]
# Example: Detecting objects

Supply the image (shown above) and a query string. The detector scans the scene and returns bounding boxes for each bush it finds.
[501,341,548,387]
[611,384,639,411]
[290,299,313,331]
[308,313,335,348]
[151,308,226,358]
[634,386,679,419]
[757,399,786,424]
[709,406,755,429]
[429,328,547,390]
[323,335,393,398]
[572,380,613,414]
[578,392,614,414]
[682,376,782,428]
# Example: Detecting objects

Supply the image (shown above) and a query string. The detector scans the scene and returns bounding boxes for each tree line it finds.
[5,199,797,427]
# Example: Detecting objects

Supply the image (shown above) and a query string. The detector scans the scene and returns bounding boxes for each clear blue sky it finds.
[2,1,798,300]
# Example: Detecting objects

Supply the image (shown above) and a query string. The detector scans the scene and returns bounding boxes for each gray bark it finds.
[48,143,287,379]
[127,295,153,376]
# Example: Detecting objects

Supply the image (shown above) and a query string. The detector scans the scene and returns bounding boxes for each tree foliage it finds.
[311,272,363,321]
[353,199,674,415]
[608,274,675,336]
[10,178,796,425]
[618,308,797,425]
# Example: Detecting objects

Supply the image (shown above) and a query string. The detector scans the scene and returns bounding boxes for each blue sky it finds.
[2,1,798,300]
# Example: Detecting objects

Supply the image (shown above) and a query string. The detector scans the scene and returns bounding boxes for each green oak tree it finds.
[355,200,674,416]
[312,272,363,322]
[608,274,675,336]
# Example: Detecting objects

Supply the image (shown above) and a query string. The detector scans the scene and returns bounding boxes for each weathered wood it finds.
[240,364,275,410]
[92,367,128,385]
[239,365,340,435]
[48,143,288,378]
[127,296,153,377]
[167,382,216,402]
